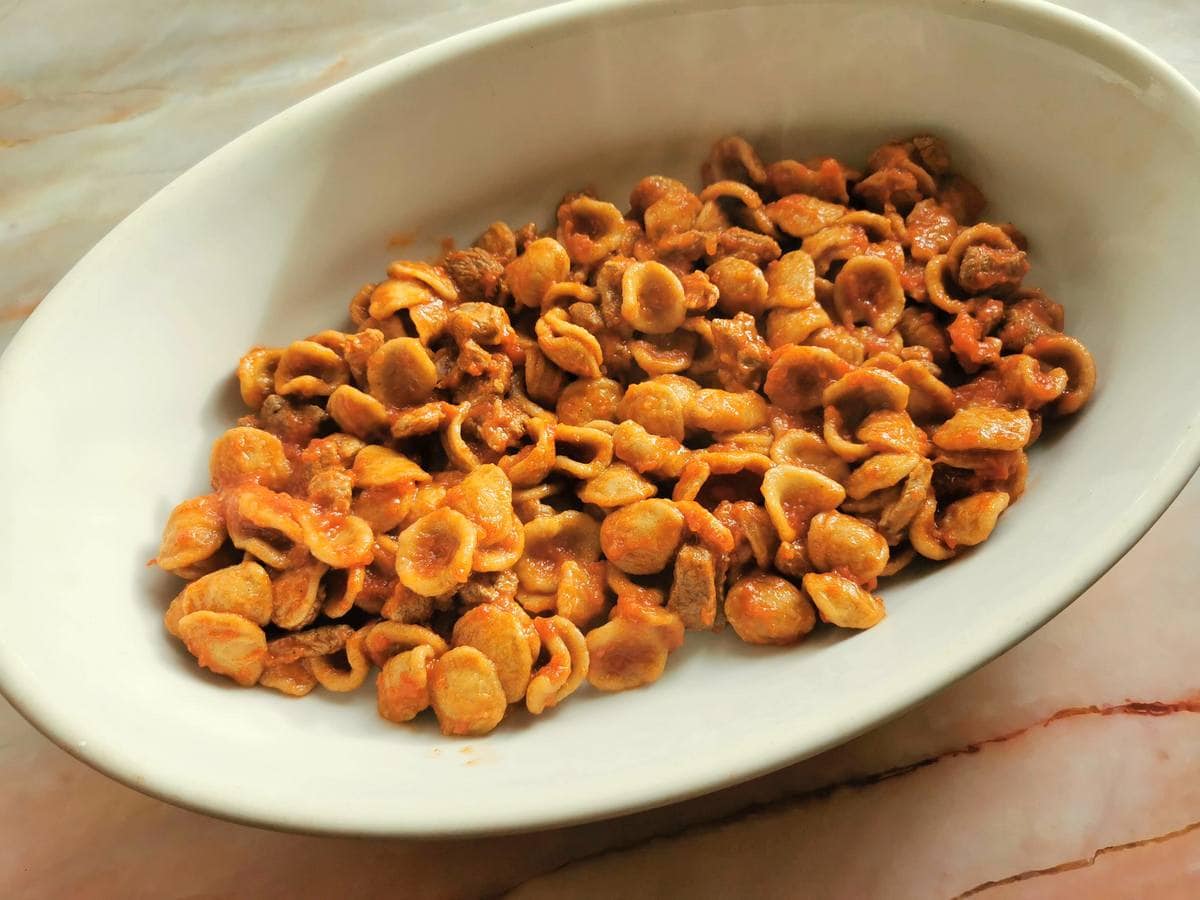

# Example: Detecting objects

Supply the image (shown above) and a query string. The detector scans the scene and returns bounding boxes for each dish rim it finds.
[2,0,1200,837]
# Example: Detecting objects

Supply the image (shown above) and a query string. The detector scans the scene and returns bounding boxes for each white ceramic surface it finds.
[1,0,1199,837]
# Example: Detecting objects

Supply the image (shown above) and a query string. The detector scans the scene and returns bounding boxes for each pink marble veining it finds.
[2,1,1200,897]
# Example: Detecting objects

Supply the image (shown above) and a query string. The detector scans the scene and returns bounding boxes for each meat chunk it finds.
[710,312,771,392]
[957,244,1030,294]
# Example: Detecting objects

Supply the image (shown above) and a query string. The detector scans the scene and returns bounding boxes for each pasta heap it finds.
[155,135,1096,736]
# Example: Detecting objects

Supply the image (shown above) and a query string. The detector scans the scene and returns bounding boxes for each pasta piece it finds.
[802,572,886,629]
[156,494,228,578]
[164,561,273,636]
[176,610,268,687]
[506,237,570,308]
[526,616,589,714]
[395,509,479,596]
[599,499,686,575]
[452,602,539,704]
[724,571,816,645]
[210,426,291,491]
[429,646,508,736]
[621,261,687,334]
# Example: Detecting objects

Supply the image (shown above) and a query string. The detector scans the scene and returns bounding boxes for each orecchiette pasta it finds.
[158,134,1094,736]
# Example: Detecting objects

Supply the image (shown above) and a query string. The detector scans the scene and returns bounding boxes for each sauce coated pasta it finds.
[156,135,1095,736]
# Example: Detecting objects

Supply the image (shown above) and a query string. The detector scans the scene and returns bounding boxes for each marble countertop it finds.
[2,1,1198,897]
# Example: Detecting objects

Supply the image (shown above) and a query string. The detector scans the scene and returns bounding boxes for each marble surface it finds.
[2,1,1199,897]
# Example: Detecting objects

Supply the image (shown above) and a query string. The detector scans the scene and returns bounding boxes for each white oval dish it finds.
[2,0,1199,836]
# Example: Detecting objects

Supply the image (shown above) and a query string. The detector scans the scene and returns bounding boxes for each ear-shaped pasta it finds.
[822,368,910,462]
[451,602,539,704]
[382,261,457,302]
[630,330,698,376]
[766,193,847,238]
[176,610,268,687]
[376,644,440,723]
[326,384,391,441]
[555,560,608,628]
[765,306,832,349]
[673,500,735,555]
[429,646,508,736]
[932,406,1033,452]
[295,508,374,569]
[667,544,720,630]
[706,257,769,316]
[366,337,438,408]
[259,659,318,697]
[684,389,768,433]
[556,196,626,266]
[269,558,328,630]
[833,255,905,334]
[845,452,921,500]
[237,347,282,409]
[395,509,479,596]
[992,354,1068,410]
[577,462,657,508]
[673,449,771,507]
[856,409,928,455]
[515,511,602,593]
[535,307,604,378]
[941,491,1010,549]
[499,416,557,487]
[701,135,767,186]
[157,494,228,577]
[363,621,448,667]
[801,224,868,275]
[225,486,308,570]
[506,236,570,308]
[442,464,513,545]
[164,561,273,636]
[556,377,624,426]
[552,423,613,480]
[526,615,589,714]
[698,179,773,234]
[764,250,817,309]
[305,624,373,692]
[585,603,683,692]
[322,565,365,618]
[807,511,889,585]
[618,380,686,441]
[612,420,691,478]
[761,465,846,542]
[908,496,955,560]
[893,360,956,422]
[351,445,429,488]
[769,430,850,483]
[621,261,687,334]
[802,572,886,629]
[274,340,350,398]
[599,499,686,575]
[472,520,526,573]
[210,426,291,491]
[1025,334,1096,415]
[763,345,851,413]
[725,571,817,645]
[876,457,932,543]
[440,402,483,472]
[367,278,436,321]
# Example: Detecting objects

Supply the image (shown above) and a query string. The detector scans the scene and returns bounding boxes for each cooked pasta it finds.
[156,134,1095,736]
